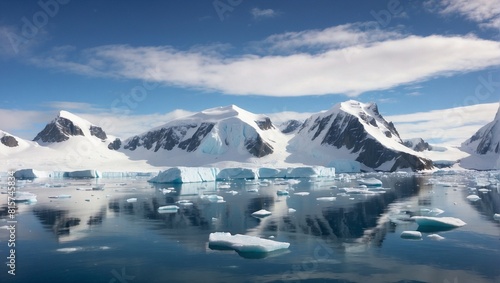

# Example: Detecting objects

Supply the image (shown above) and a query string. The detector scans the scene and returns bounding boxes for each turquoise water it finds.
[1,172,499,283]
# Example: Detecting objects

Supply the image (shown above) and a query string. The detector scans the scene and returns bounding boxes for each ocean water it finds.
[1,171,499,283]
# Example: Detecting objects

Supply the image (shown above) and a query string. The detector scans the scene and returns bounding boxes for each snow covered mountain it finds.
[33,110,108,144]
[2,102,439,172]
[460,103,500,170]
[117,105,291,167]
[462,103,500,155]
[287,100,433,171]
[403,138,433,152]
[1,111,157,172]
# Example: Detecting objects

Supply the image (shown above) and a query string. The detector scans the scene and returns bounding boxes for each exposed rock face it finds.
[245,135,274,157]
[280,120,303,134]
[403,138,433,152]
[124,124,200,152]
[255,118,274,130]
[90,126,107,140]
[462,103,500,154]
[1,135,18,147]
[108,138,122,150]
[33,117,85,143]
[293,100,433,171]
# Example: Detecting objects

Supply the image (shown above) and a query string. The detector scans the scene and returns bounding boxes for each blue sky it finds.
[0,0,499,143]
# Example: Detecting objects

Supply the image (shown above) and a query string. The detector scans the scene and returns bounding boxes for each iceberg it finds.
[400,231,422,239]
[157,205,179,213]
[14,169,51,179]
[65,170,101,178]
[149,167,219,183]
[200,194,225,203]
[12,192,37,203]
[293,192,310,196]
[126,198,137,203]
[48,194,72,199]
[358,177,382,187]
[493,213,500,221]
[208,232,290,253]
[285,166,335,178]
[412,216,466,228]
[217,168,258,180]
[258,168,287,178]
[251,209,272,218]
[316,197,336,201]
[466,195,481,202]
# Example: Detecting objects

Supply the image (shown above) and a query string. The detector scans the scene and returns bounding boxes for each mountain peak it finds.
[33,110,108,143]
[462,102,500,154]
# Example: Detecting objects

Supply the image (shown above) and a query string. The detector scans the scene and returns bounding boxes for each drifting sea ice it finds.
[466,195,481,201]
[316,197,336,202]
[126,198,138,203]
[493,214,500,221]
[412,216,466,228]
[200,194,225,203]
[208,232,290,253]
[251,209,272,218]
[427,234,445,240]
[400,231,422,239]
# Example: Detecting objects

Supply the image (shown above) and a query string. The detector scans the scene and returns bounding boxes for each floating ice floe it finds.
[427,234,445,240]
[175,200,193,206]
[493,214,500,221]
[251,209,272,218]
[420,208,444,216]
[200,194,225,203]
[293,192,310,196]
[126,198,137,203]
[358,177,383,187]
[49,194,72,199]
[276,190,289,196]
[400,231,422,239]
[12,192,37,203]
[157,205,179,213]
[316,197,336,202]
[288,208,296,213]
[412,216,466,228]
[466,195,481,202]
[208,232,290,253]
[246,188,259,193]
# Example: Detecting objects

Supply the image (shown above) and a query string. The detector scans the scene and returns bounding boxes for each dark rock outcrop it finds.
[33,117,84,143]
[1,135,18,147]
[108,138,122,150]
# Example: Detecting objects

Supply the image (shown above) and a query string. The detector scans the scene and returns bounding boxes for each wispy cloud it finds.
[29,24,500,97]
[251,8,278,19]
[426,0,500,30]
[387,102,499,145]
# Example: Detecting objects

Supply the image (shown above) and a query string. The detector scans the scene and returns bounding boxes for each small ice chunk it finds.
[493,214,500,221]
[175,200,193,206]
[251,209,272,218]
[466,195,481,201]
[400,231,422,239]
[288,208,296,213]
[316,197,336,202]
[412,216,466,228]
[427,234,445,240]
[293,192,310,196]
[246,188,259,193]
[126,198,137,203]
[208,232,290,253]
[158,205,179,213]
[49,194,72,199]
[358,177,382,187]
[201,194,224,203]
[226,190,238,195]
[56,247,83,253]
[276,190,289,196]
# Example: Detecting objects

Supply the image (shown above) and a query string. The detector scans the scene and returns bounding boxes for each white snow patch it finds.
[208,232,290,253]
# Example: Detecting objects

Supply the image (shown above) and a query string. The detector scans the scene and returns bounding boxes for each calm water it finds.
[1,171,499,283]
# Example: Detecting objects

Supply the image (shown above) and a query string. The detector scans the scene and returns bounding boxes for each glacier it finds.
[149,166,336,183]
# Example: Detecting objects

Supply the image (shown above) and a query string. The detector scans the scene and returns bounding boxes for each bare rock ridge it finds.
[1,134,19,147]
[403,138,433,152]
[33,110,108,143]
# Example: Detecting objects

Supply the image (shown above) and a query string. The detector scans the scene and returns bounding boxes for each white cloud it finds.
[31,25,500,97]
[387,102,499,145]
[251,8,278,19]
[427,0,500,29]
